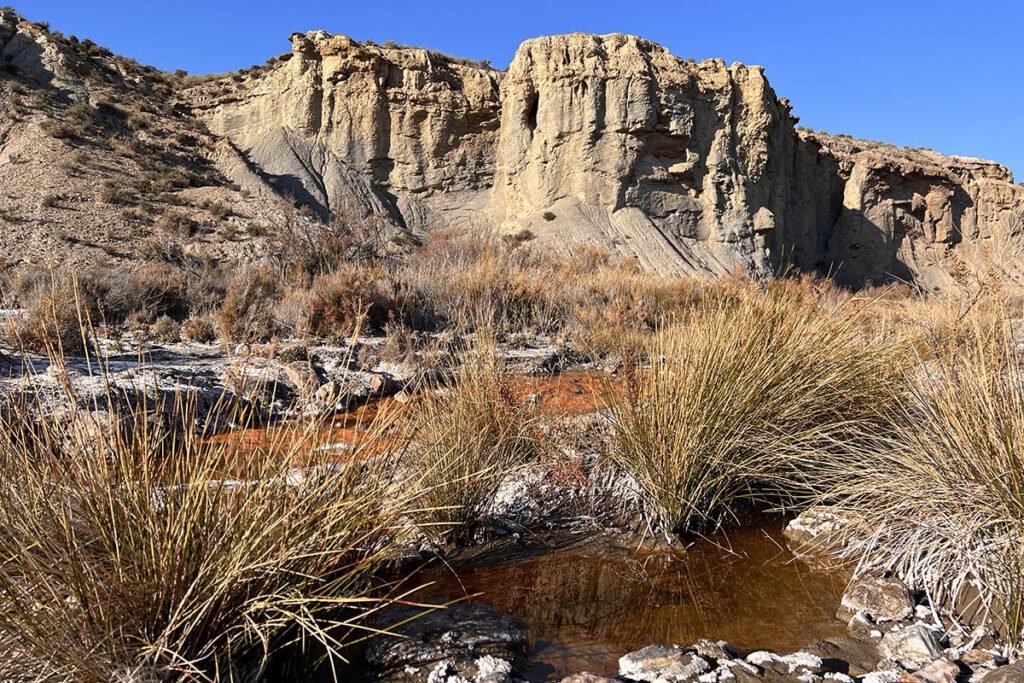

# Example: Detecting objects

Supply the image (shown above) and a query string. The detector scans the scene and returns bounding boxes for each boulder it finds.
[837,575,914,623]
[981,661,1024,682]
[784,507,860,558]
[618,645,710,682]
[879,626,944,669]
[903,658,960,683]
[363,602,528,682]
[560,675,620,683]
[281,360,323,398]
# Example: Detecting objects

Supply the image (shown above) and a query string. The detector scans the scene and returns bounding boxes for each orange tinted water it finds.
[206,370,620,461]
[416,522,848,679]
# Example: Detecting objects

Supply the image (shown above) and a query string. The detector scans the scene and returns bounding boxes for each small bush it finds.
[278,264,398,339]
[180,314,217,343]
[102,263,188,323]
[150,314,180,341]
[3,272,97,354]
[99,182,130,205]
[217,267,284,342]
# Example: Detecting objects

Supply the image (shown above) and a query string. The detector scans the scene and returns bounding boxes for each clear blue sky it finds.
[21,0,1024,179]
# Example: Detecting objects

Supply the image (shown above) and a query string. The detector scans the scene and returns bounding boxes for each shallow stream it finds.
[416,522,849,679]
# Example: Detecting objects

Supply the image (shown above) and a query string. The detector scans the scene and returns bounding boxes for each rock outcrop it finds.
[1,8,1021,287]
[788,132,1024,288]
[491,34,794,277]
[189,30,1024,288]
[193,31,502,229]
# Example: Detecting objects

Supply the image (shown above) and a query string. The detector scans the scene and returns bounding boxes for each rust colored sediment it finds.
[207,370,621,461]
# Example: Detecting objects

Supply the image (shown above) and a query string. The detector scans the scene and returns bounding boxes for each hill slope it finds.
[2,9,1022,289]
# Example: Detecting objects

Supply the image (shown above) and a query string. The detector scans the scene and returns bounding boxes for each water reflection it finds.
[419,523,848,679]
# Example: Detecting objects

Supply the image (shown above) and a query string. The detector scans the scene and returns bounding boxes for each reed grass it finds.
[808,312,1024,652]
[0,366,420,681]
[605,288,909,536]
[400,334,539,545]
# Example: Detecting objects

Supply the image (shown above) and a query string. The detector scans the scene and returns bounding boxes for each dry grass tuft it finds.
[0,384,420,681]
[606,288,909,536]
[401,335,539,545]
[809,311,1024,651]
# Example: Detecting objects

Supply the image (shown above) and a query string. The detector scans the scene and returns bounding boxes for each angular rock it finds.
[746,650,824,677]
[837,575,914,623]
[282,360,324,398]
[364,602,528,681]
[619,644,710,681]
[784,507,860,558]
[689,639,740,663]
[904,658,960,683]
[981,660,1024,682]
[560,675,620,683]
[879,626,944,669]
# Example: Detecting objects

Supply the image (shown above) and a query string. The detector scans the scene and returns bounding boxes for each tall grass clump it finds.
[0,390,417,681]
[811,313,1024,651]
[402,334,539,545]
[606,289,908,536]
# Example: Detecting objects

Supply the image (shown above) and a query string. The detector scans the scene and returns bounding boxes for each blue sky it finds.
[20,1,1024,179]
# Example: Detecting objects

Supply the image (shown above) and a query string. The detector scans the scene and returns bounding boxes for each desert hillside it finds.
[0,9,1021,289]
[6,5,1024,683]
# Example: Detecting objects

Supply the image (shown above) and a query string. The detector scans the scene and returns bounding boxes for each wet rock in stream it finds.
[363,602,528,682]
[837,576,915,624]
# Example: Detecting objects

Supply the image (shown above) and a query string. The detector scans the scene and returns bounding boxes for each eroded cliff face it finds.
[492,34,795,277]
[191,31,502,229]
[788,132,1024,288]
[189,30,1024,288]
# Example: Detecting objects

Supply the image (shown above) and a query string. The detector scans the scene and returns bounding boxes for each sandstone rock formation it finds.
[1,7,1021,288]
[789,131,1024,287]
[192,31,502,230]
[189,30,1024,288]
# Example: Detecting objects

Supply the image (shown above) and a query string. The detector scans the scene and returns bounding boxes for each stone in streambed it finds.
[878,625,944,669]
[619,644,710,681]
[364,602,527,682]
[837,575,914,623]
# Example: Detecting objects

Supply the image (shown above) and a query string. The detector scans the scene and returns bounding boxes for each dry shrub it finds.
[0,384,420,680]
[102,262,188,323]
[180,314,217,343]
[402,336,539,545]
[150,314,179,341]
[267,210,390,285]
[278,264,399,340]
[809,312,1024,650]
[606,288,908,536]
[217,266,283,342]
[3,271,96,354]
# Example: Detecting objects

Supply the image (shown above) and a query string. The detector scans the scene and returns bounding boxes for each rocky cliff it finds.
[188,30,1023,288]
[1,9,1021,288]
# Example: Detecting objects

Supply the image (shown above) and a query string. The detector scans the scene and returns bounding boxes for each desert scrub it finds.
[606,289,909,536]
[2,270,98,354]
[277,264,402,339]
[0,390,419,680]
[217,266,284,342]
[809,315,1024,651]
[401,336,539,545]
